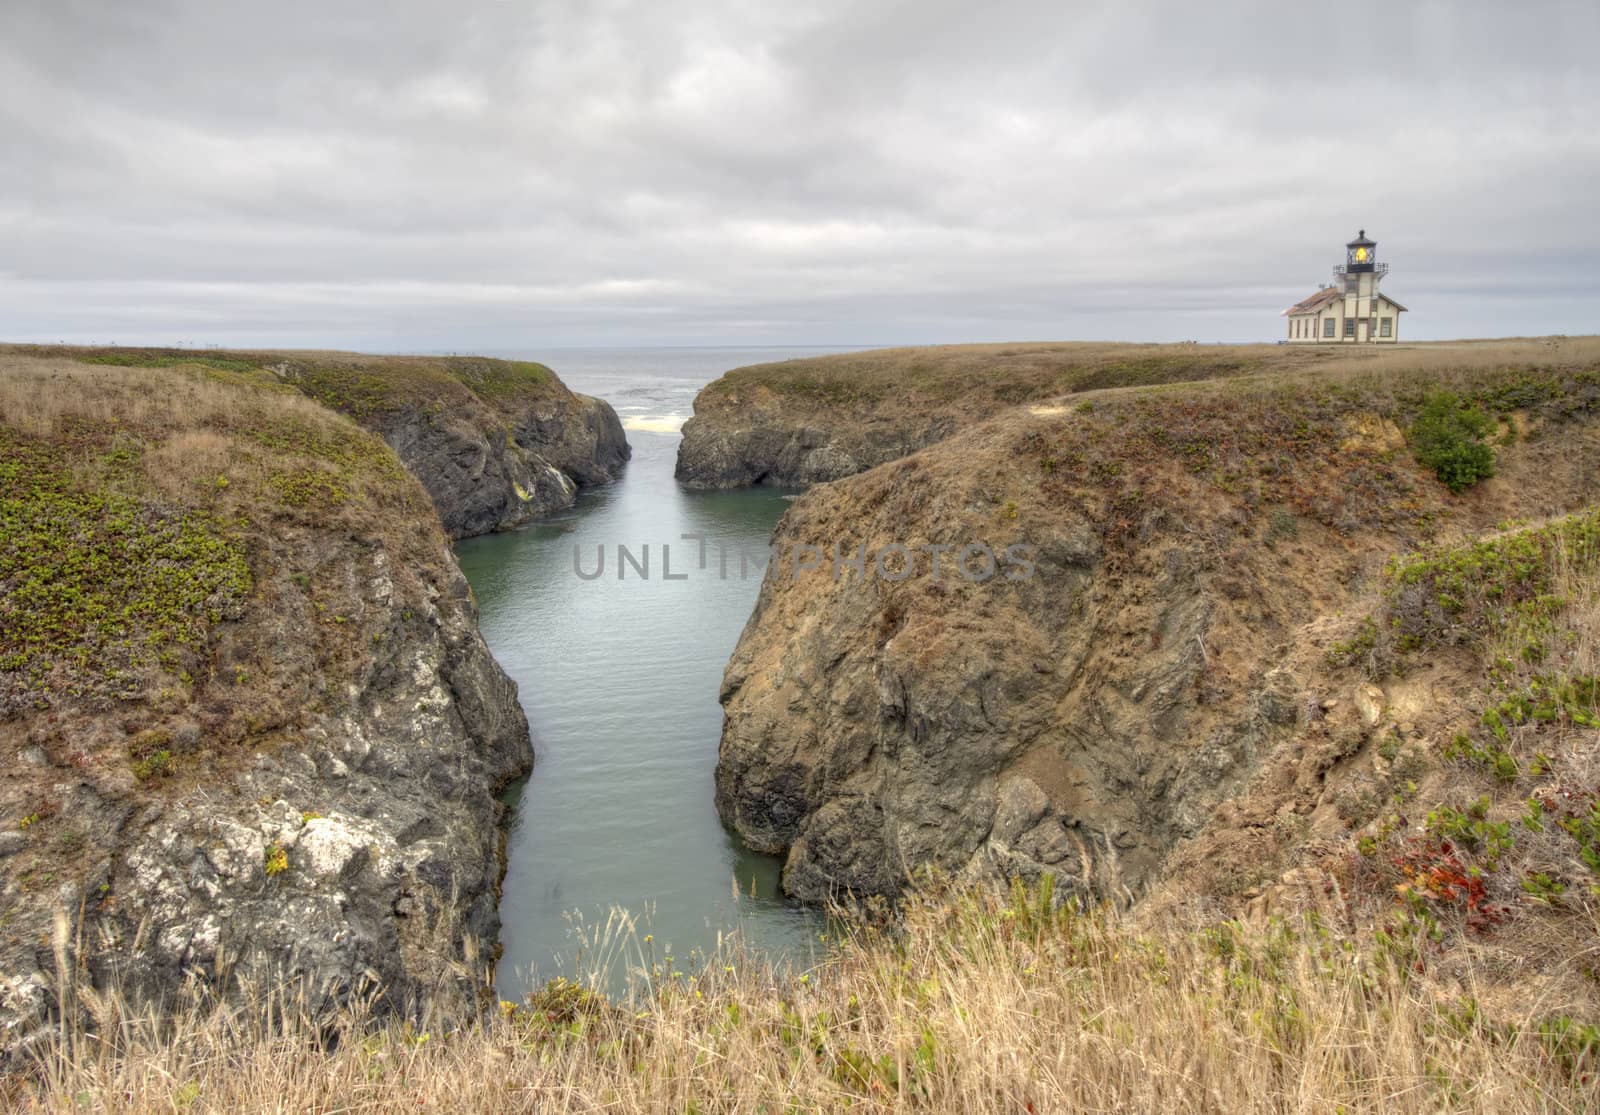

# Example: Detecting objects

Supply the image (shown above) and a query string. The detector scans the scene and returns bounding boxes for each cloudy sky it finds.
[3,0,1596,349]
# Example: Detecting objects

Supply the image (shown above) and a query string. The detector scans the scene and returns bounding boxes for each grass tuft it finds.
[11,879,1596,1112]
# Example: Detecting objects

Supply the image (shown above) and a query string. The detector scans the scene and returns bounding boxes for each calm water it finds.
[455,347,866,998]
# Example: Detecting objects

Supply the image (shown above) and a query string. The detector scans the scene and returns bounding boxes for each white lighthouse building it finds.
[1283,230,1407,344]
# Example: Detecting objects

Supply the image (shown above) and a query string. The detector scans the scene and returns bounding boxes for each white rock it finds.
[1353,684,1386,728]
[206,821,265,883]
[297,816,396,881]
[297,818,369,879]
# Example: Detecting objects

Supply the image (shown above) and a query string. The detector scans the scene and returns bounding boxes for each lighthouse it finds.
[1282,230,1407,344]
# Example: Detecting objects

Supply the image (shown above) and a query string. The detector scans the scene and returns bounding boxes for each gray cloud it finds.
[3,0,1597,347]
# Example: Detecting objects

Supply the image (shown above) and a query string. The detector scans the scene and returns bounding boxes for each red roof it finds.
[1281,288,1409,315]
[1281,287,1342,316]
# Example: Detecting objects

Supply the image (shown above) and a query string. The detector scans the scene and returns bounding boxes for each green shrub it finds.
[1409,391,1495,493]
[130,749,175,781]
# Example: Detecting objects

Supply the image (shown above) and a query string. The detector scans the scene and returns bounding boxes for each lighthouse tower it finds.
[1339,230,1382,342]
[1282,230,1407,344]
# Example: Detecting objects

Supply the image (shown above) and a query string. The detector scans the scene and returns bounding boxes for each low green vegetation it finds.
[1382,507,1600,659]
[128,729,178,781]
[273,356,560,421]
[240,416,403,476]
[0,357,439,721]
[0,428,250,709]
[250,354,566,422]
[268,466,351,509]
[1326,616,1379,668]
[1033,378,1421,542]
[1407,389,1496,492]
[1335,507,1600,970]
[1091,358,1589,535]
[451,359,556,403]
[80,350,264,375]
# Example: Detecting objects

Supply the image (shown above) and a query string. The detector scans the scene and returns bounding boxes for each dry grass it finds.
[6,882,1595,1113]
[0,343,569,425]
[701,336,1600,414]
[0,352,428,529]
[0,352,387,480]
[0,355,433,712]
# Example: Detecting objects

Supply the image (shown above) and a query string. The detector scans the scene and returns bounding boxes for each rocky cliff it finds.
[7,347,631,537]
[714,340,1600,907]
[276,353,630,537]
[0,355,533,1062]
[676,341,1363,489]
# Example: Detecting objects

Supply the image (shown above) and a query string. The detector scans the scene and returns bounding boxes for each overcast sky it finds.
[3,0,1596,349]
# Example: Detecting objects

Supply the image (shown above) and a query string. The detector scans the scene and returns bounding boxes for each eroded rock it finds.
[375,391,629,537]
[713,358,1600,905]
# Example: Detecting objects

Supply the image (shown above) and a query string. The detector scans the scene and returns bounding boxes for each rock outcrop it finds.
[677,393,959,489]
[714,350,1600,904]
[375,388,629,537]
[269,354,631,537]
[676,342,1355,489]
[0,356,533,1063]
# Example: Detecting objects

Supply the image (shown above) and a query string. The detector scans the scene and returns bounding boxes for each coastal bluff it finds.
[5,346,631,538]
[675,341,1363,489]
[713,339,1600,920]
[0,353,534,1063]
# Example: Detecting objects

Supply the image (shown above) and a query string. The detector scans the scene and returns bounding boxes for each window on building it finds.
[1324,318,1336,339]
[1344,318,1356,339]
[1346,275,1360,295]
[1380,317,1392,337]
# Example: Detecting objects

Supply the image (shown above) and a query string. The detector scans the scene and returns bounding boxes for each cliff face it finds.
[675,342,1359,489]
[262,352,631,537]
[714,346,1600,905]
[676,388,957,489]
[373,388,630,538]
[0,356,533,1062]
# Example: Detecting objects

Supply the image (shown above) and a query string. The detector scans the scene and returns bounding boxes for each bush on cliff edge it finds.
[1409,389,1496,493]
